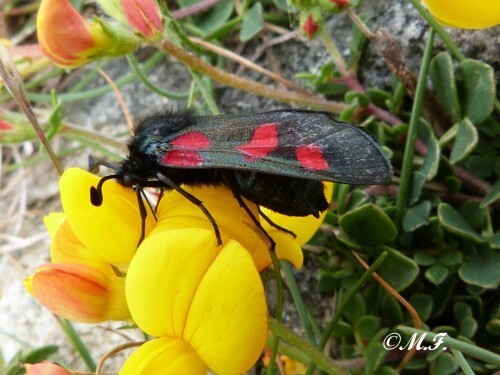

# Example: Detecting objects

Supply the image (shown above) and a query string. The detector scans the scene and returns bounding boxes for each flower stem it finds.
[269,318,349,375]
[158,40,347,113]
[282,261,317,344]
[56,317,96,371]
[397,326,500,367]
[395,28,435,227]
[126,54,190,99]
[305,250,388,375]
[267,251,284,375]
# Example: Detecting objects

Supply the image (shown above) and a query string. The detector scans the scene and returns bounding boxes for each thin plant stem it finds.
[26,51,166,103]
[0,42,63,175]
[451,348,475,375]
[305,251,388,375]
[56,317,96,371]
[319,27,347,75]
[126,54,190,99]
[158,40,347,113]
[189,69,220,115]
[395,29,435,227]
[282,262,317,344]
[266,251,284,375]
[269,318,350,375]
[397,326,500,367]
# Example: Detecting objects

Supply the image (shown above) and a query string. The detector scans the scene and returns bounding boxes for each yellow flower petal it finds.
[126,229,222,338]
[50,218,115,274]
[126,229,268,374]
[155,185,268,258]
[119,337,206,375]
[59,168,155,268]
[30,263,129,323]
[262,182,334,245]
[184,239,268,374]
[422,0,500,29]
[43,212,66,237]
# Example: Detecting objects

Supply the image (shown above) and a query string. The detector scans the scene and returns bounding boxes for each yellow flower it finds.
[155,185,307,271]
[122,229,268,374]
[421,0,500,29]
[37,0,137,67]
[25,167,155,322]
[59,168,155,269]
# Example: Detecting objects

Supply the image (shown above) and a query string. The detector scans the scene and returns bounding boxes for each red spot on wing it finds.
[170,132,210,149]
[163,132,210,166]
[296,144,329,170]
[162,150,204,166]
[236,123,278,161]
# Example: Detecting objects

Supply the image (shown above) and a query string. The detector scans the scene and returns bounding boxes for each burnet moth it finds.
[90,109,392,248]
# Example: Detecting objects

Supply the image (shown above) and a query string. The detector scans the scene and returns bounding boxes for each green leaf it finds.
[343,293,366,325]
[402,200,432,232]
[356,315,381,340]
[453,301,473,322]
[459,59,495,124]
[381,292,404,324]
[374,366,399,375]
[409,293,433,321]
[481,179,500,208]
[490,231,500,249]
[367,88,391,108]
[414,252,436,266]
[433,352,459,375]
[21,345,59,364]
[345,91,369,107]
[273,0,295,11]
[331,320,353,338]
[197,0,234,34]
[417,120,440,180]
[486,319,500,336]
[425,263,450,285]
[377,247,419,291]
[459,250,500,289]
[459,200,485,229]
[339,204,397,246]
[429,52,461,121]
[439,251,463,266]
[365,343,387,374]
[438,203,484,243]
[409,171,427,204]
[460,316,478,338]
[450,118,478,164]
[239,2,263,42]
[465,155,495,178]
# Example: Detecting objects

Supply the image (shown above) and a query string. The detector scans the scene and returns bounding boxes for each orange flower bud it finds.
[120,0,163,39]
[37,0,137,67]
[26,263,129,323]
[25,362,73,375]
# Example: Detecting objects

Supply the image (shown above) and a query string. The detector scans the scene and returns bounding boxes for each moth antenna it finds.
[88,155,120,173]
[90,174,118,206]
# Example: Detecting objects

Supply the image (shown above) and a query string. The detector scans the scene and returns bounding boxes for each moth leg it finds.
[231,191,277,251]
[135,187,148,246]
[156,172,222,246]
[258,208,297,239]
[220,173,276,250]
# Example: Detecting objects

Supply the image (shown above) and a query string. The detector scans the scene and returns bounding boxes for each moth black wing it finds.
[133,109,393,185]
